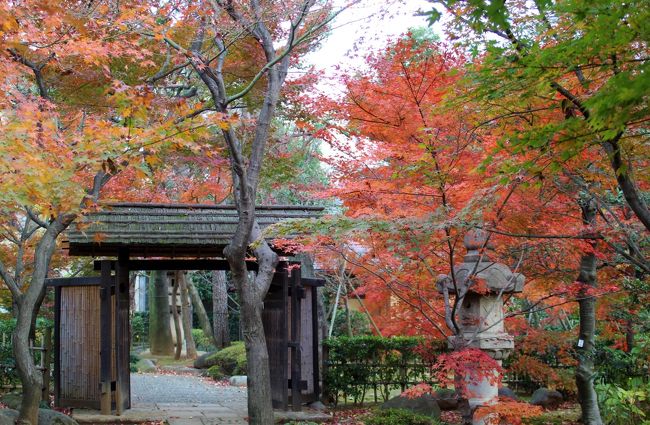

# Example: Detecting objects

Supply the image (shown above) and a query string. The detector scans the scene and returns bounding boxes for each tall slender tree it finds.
[212,271,230,349]
[143,2,339,421]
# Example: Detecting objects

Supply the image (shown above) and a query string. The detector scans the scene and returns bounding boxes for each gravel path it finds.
[74,373,329,424]
[130,373,247,406]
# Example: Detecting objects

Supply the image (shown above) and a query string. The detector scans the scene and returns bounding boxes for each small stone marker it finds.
[229,375,248,387]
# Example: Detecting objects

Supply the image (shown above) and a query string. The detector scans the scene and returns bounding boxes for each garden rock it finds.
[432,388,458,411]
[0,408,78,425]
[136,358,156,372]
[498,386,519,401]
[530,388,563,409]
[308,400,327,411]
[0,393,49,410]
[193,350,218,369]
[0,392,22,410]
[380,394,441,419]
[229,375,248,386]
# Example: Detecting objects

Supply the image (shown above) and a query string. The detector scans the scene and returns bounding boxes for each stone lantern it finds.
[437,229,524,424]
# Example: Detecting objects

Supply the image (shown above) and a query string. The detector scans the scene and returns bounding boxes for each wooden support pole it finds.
[311,286,320,400]
[115,248,130,414]
[100,260,113,415]
[277,263,289,411]
[53,286,61,407]
[290,266,302,411]
[42,326,52,402]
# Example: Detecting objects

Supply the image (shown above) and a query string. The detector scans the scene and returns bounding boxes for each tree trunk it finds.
[11,220,71,424]
[187,276,215,347]
[225,220,277,425]
[575,198,603,425]
[149,270,174,355]
[239,277,274,424]
[344,291,353,337]
[212,271,230,349]
[129,272,137,312]
[13,299,42,425]
[179,272,197,359]
[171,274,182,360]
[602,138,650,232]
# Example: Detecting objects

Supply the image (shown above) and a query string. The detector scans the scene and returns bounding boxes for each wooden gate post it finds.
[42,326,52,402]
[115,249,131,414]
[290,266,302,411]
[99,260,113,415]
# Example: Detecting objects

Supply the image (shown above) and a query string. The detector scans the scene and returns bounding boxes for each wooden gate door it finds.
[55,281,102,408]
[50,268,131,413]
[263,263,289,409]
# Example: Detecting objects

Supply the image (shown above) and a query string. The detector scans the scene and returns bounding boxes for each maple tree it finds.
[0,2,202,423]
[278,25,647,423]
[422,1,650,423]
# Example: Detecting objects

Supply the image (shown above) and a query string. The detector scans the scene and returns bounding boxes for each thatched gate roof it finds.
[65,203,324,257]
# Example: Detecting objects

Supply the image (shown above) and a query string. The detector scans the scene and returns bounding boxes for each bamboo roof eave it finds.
[65,203,324,258]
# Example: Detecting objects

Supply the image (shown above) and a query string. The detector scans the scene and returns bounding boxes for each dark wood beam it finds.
[93,259,259,271]
[46,277,105,287]
[301,278,325,287]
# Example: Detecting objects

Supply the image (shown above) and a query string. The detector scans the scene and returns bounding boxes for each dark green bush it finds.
[594,336,649,386]
[192,329,216,352]
[129,353,140,373]
[364,408,437,425]
[131,312,149,348]
[206,365,224,380]
[330,309,371,337]
[0,318,53,388]
[324,336,445,405]
[206,341,246,376]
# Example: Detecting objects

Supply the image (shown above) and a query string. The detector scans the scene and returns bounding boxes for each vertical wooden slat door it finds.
[58,285,102,408]
[262,264,289,409]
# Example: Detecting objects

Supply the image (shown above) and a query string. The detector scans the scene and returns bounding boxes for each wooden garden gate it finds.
[49,203,324,415]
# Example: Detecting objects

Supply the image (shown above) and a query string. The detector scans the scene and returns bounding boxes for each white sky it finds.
[304,0,439,96]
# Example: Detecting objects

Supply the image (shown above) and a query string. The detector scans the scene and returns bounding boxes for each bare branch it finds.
[25,207,48,229]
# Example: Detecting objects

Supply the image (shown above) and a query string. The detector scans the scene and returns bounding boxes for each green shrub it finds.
[192,328,216,352]
[324,336,444,405]
[364,408,437,425]
[0,318,52,387]
[131,312,149,348]
[330,309,371,337]
[206,365,224,380]
[206,341,247,376]
[597,377,650,425]
[129,353,140,373]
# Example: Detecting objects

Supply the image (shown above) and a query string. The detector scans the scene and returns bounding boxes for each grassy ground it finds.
[137,352,196,368]
[525,405,581,425]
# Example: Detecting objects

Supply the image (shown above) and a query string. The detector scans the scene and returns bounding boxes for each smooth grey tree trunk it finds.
[230,263,274,425]
[179,272,197,358]
[575,198,603,425]
[171,275,182,360]
[13,299,44,425]
[187,277,215,346]
[212,271,230,348]
[9,219,71,424]
[149,270,174,355]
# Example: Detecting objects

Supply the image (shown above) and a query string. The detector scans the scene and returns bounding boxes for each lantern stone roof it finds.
[64,202,324,258]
